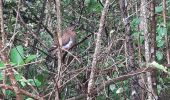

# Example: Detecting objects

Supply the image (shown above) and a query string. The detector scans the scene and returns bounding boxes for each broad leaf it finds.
[28,79,41,87]
[150,61,169,74]
[0,61,5,69]
[25,55,37,63]
[10,45,24,65]
[155,6,163,13]
[110,84,116,91]
[116,87,123,94]
[156,51,163,61]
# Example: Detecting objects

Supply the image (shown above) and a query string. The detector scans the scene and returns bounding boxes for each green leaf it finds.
[0,61,5,69]
[156,35,163,42]
[155,6,163,13]
[85,0,102,13]
[150,61,169,74]
[140,36,144,44]
[20,80,26,87]
[26,98,34,100]
[156,51,163,61]
[109,84,116,91]
[116,87,123,94]
[25,55,37,63]
[28,79,41,87]
[37,74,44,84]
[131,18,141,27]
[15,74,22,81]
[157,25,167,36]
[10,45,24,65]
[0,72,3,80]
[157,40,165,47]
[85,0,91,5]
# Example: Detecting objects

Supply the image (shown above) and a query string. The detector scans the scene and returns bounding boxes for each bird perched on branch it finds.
[49,26,76,51]
[46,26,77,72]
[60,26,76,50]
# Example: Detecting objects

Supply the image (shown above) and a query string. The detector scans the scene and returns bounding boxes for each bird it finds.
[46,26,76,72]
[61,26,76,50]
[48,26,76,53]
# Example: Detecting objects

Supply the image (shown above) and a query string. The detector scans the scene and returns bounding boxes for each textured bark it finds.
[55,0,62,99]
[87,0,110,100]
[140,0,157,99]
[150,0,158,98]
[0,0,5,45]
[163,0,170,64]
[119,0,140,100]
[0,0,6,97]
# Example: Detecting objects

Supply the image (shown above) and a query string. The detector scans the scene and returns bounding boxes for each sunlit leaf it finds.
[28,79,41,87]
[110,84,116,91]
[156,51,163,61]
[10,45,24,65]
[116,87,123,94]
[157,40,165,47]
[25,55,37,63]
[155,6,163,13]
[150,61,169,74]
[0,72,3,80]
[0,61,5,69]
[20,80,26,87]
[26,98,34,100]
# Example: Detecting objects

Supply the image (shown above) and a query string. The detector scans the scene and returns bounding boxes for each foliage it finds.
[1,0,170,99]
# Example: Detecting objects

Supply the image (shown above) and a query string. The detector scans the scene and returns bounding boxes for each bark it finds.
[140,0,157,99]
[119,0,140,100]
[150,0,158,98]
[0,0,6,97]
[163,0,170,64]
[0,0,5,44]
[55,0,62,99]
[87,0,110,100]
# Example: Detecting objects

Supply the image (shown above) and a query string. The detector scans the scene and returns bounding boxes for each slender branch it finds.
[87,0,110,99]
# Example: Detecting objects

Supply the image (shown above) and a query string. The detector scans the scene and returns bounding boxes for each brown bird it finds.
[61,26,76,50]
[48,26,76,54]
[46,26,76,72]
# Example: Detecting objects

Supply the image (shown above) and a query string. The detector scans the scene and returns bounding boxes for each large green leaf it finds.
[25,55,37,63]
[155,6,163,13]
[10,45,24,65]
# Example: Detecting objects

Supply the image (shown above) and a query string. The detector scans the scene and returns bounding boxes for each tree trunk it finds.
[119,0,141,100]
[87,0,110,100]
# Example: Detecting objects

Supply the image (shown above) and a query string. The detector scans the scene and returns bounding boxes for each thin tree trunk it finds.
[150,0,158,99]
[87,0,110,100]
[0,0,6,97]
[119,0,140,100]
[163,0,170,64]
[140,0,157,99]
[55,0,62,99]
